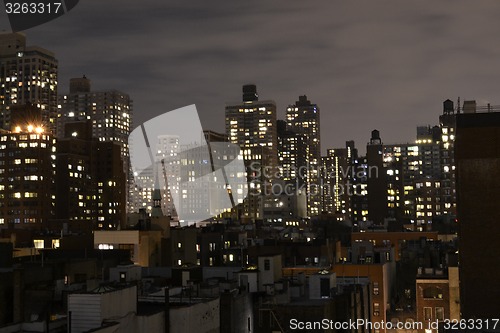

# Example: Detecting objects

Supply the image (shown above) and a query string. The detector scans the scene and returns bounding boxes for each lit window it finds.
[373,302,380,317]
[435,307,444,321]
[52,239,60,249]
[34,240,44,249]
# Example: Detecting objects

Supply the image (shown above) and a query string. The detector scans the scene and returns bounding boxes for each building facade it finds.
[0,32,58,134]
[455,109,500,319]
[56,121,126,231]
[286,95,321,216]
[225,84,277,222]
[0,105,56,229]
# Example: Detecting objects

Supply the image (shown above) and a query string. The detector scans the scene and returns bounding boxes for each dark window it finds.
[423,286,443,299]
[424,307,432,321]
[74,273,87,283]
[320,278,330,298]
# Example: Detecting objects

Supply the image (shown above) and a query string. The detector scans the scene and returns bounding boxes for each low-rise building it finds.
[415,266,460,332]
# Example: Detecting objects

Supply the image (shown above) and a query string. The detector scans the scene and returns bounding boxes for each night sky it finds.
[4,0,500,154]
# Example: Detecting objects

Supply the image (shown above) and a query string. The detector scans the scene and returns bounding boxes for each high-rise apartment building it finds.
[58,77,132,216]
[0,104,56,230]
[178,131,245,225]
[455,109,500,319]
[128,134,179,218]
[321,141,358,220]
[384,125,442,229]
[0,32,58,133]
[58,76,132,174]
[56,121,126,232]
[225,84,277,222]
[416,125,441,178]
[277,119,303,183]
[55,121,95,229]
[439,99,457,217]
[286,95,321,216]
[156,134,180,218]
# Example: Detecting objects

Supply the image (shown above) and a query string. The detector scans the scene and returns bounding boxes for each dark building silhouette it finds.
[56,121,126,232]
[455,110,500,319]
[366,130,387,225]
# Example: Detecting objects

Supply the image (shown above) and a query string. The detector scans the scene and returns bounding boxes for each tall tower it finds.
[156,135,180,218]
[286,95,321,216]
[58,76,132,166]
[366,130,387,225]
[277,119,304,182]
[0,104,56,230]
[439,99,457,216]
[225,84,277,222]
[58,76,133,212]
[56,121,126,232]
[0,32,58,133]
[321,141,358,220]
[383,126,442,230]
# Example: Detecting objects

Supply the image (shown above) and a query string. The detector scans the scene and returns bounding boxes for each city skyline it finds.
[0,31,477,229]
[2,4,500,331]
[4,1,500,152]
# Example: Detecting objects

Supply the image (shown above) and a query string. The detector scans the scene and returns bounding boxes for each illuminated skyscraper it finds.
[384,125,442,229]
[58,77,133,212]
[277,119,303,182]
[156,134,180,218]
[439,99,457,216]
[286,95,321,216]
[383,143,418,223]
[58,76,132,169]
[225,84,277,222]
[321,141,357,220]
[0,32,58,133]
[56,121,126,231]
[0,104,56,230]
[128,135,180,217]
[178,131,245,225]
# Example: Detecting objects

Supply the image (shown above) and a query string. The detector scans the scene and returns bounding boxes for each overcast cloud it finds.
[10,0,500,153]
